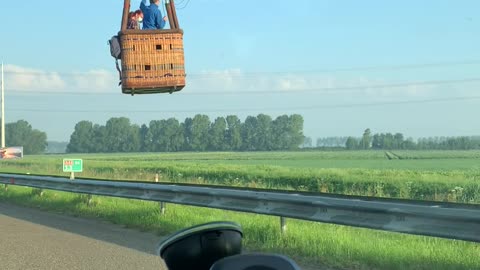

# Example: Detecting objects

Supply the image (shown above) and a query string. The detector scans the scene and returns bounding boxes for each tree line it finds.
[3,118,480,154]
[66,114,305,153]
[342,129,480,150]
[0,119,47,154]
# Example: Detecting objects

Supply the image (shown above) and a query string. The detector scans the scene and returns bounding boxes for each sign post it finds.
[62,159,91,205]
[63,159,83,180]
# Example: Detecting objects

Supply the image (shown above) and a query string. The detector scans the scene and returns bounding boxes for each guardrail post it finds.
[280,217,287,234]
[155,173,166,215]
[87,194,93,206]
[160,201,166,215]
[32,188,44,197]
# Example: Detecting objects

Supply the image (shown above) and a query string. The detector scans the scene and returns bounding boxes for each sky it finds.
[0,0,479,142]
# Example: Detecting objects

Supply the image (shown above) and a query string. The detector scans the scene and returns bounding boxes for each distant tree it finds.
[412,136,480,150]
[241,116,258,151]
[147,120,162,152]
[92,124,107,153]
[316,138,324,147]
[104,117,140,152]
[271,115,289,150]
[317,137,349,147]
[182,117,194,151]
[4,120,47,154]
[443,136,472,150]
[403,137,416,150]
[416,138,425,150]
[372,134,382,149]
[208,117,227,151]
[473,136,480,149]
[302,137,313,148]
[190,114,210,151]
[288,114,305,150]
[383,133,394,149]
[165,118,185,152]
[66,121,95,153]
[345,137,359,150]
[255,114,273,150]
[269,114,304,150]
[393,133,404,149]
[139,124,150,152]
[370,132,418,150]
[225,115,242,151]
[147,119,184,152]
[361,128,372,149]
[26,130,47,154]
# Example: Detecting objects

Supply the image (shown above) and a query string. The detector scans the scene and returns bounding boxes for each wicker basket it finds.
[119,0,185,95]
[119,29,186,95]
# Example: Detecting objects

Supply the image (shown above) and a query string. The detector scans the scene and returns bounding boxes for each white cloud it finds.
[4,65,66,91]
[71,69,117,92]
[3,65,117,93]
[185,69,444,100]
[190,69,242,91]
[187,69,342,93]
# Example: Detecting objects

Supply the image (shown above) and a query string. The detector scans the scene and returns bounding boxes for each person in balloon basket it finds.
[140,0,168,29]
[127,10,144,30]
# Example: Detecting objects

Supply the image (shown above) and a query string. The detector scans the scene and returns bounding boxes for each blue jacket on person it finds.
[140,0,166,30]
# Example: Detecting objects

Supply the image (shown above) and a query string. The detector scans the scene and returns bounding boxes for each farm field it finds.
[1,150,479,269]
[1,150,479,203]
[3,150,480,172]
[5,150,480,171]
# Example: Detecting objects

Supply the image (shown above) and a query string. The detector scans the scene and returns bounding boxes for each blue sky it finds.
[1,0,479,141]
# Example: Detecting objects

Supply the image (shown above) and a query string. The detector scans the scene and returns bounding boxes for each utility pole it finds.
[1,62,5,148]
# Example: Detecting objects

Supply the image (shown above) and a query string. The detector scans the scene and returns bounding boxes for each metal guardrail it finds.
[0,173,479,242]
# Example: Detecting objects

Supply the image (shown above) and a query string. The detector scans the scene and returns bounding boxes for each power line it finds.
[7,96,480,113]
[5,77,480,96]
[4,59,480,78]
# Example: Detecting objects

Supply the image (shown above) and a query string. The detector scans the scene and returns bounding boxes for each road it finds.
[0,203,167,270]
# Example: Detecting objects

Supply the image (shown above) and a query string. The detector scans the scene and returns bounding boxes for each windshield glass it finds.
[0,1,478,270]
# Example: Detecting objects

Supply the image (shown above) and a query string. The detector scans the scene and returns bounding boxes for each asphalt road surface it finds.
[0,203,322,270]
[0,203,167,270]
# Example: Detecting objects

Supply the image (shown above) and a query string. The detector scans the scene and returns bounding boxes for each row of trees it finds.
[343,129,480,150]
[0,119,48,154]
[416,136,480,150]
[2,118,479,154]
[66,114,305,153]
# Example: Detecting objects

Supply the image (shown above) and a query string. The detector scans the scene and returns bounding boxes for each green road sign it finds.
[63,159,83,173]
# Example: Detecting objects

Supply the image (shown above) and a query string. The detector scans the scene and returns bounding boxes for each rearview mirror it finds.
[157,222,243,270]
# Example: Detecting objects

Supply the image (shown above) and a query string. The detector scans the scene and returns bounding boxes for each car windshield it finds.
[0,1,478,270]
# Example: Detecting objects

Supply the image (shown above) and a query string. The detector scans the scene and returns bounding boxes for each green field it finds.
[1,150,479,269]
[2,150,479,203]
